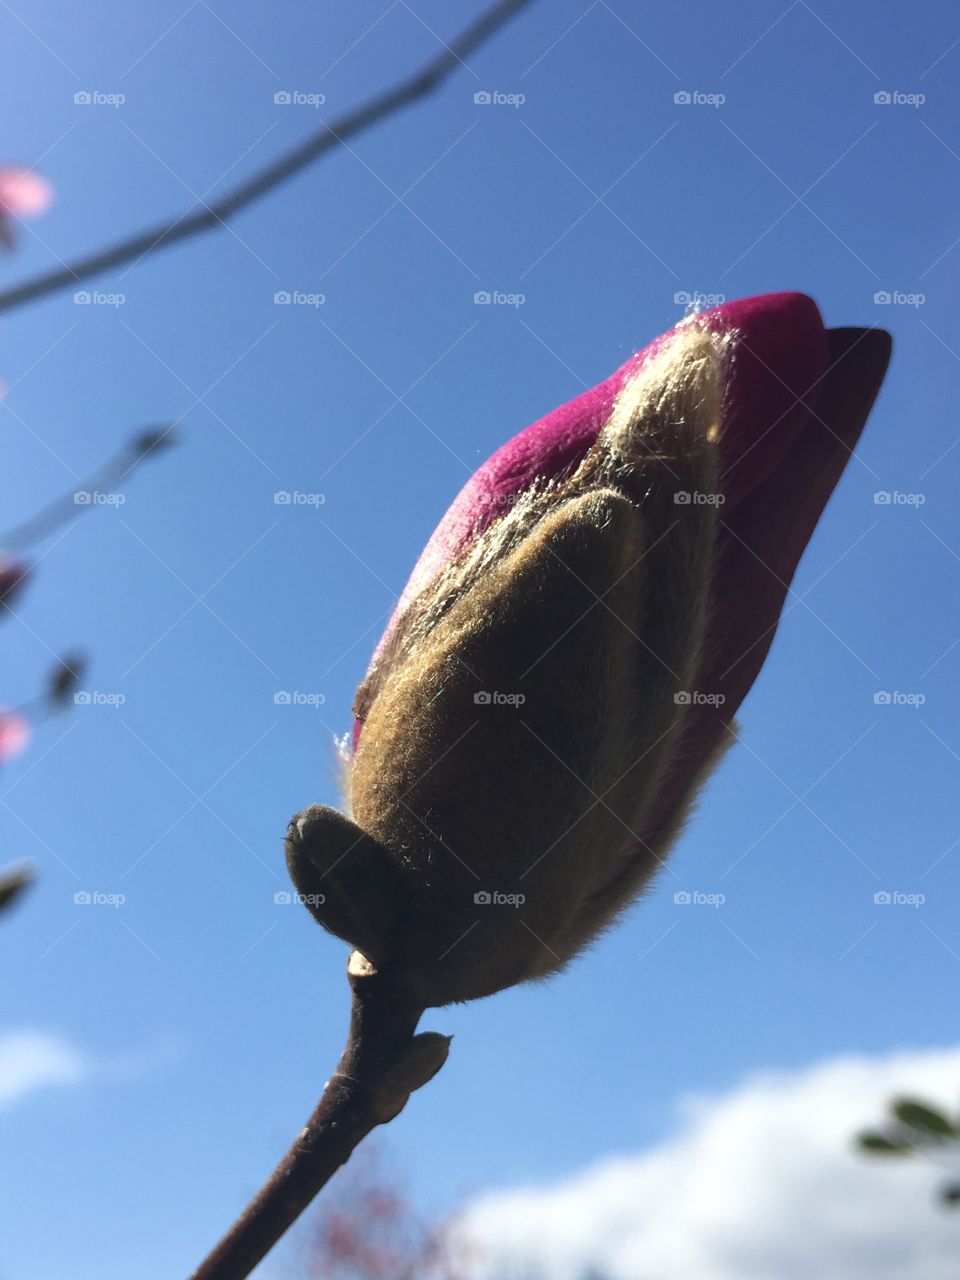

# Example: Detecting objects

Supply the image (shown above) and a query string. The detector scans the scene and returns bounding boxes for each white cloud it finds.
[455,1046,960,1280]
[0,1029,90,1109]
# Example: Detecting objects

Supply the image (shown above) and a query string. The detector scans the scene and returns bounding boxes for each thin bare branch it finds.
[0,426,176,550]
[0,0,535,315]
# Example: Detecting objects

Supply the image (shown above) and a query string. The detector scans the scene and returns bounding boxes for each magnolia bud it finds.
[288,293,891,1009]
[0,556,29,609]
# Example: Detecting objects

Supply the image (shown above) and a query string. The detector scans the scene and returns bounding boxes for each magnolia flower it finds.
[0,709,29,762]
[0,166,53,249]
[288,292,890,1009]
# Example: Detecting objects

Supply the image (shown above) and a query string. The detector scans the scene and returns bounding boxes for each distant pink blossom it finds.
[0,167,53,219]
[0,711,29,762]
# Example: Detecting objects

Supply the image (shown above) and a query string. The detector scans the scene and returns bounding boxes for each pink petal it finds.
[377,294,825,656]
[643,326,892,841]
[0,711,29,762]
[352,294,889,753]
[0,167,53,219]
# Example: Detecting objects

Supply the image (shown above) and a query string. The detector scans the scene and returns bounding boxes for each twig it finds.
[0,862,33,915]
[0,426,175,550]
[9,650,86,720]
[189,952,449,1280]
[0,0,536,315]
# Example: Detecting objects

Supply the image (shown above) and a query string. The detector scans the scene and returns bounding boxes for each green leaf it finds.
[857,1130,914,1156]
[891,1098,959,1140]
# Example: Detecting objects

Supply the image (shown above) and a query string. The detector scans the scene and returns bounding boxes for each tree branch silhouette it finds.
[0,426,175,551]
[0,0,536,315]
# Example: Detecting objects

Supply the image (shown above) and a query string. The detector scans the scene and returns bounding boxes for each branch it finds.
[10,650,87,720]
[189,952,449,1280]
[0,0,535,315]
[0,862,33,916]
[0,425,175,550]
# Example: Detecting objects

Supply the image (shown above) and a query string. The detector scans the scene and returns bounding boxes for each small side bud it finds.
[372,1032,452,1122]
[285,806,403,967]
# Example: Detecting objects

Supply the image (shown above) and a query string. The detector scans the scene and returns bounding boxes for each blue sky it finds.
[0,1,958,1276]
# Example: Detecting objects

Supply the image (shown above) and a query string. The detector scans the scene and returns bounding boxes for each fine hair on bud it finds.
[294,321,738,1007]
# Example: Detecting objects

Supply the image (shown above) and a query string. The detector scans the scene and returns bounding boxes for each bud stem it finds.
[188,958,440,1280]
